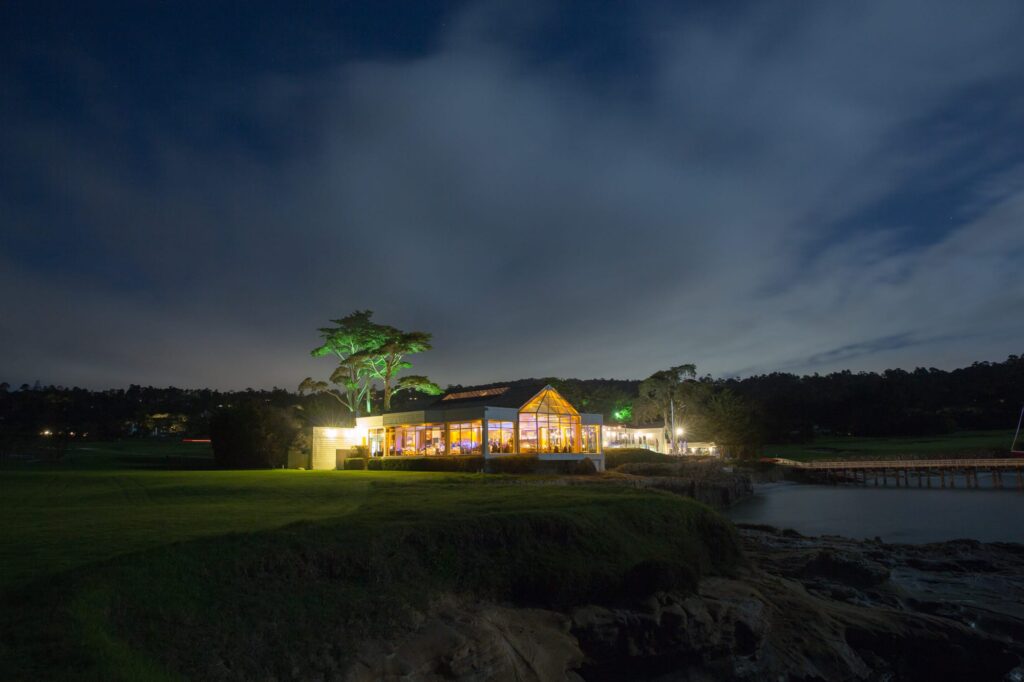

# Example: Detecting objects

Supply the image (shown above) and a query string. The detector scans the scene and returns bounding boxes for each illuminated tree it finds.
[301,311,442,416]
[394,374,444,403]
[299,310,385,417]
[356,329,439,411]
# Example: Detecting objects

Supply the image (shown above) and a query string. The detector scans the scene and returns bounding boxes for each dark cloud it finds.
[1,1,1023,389]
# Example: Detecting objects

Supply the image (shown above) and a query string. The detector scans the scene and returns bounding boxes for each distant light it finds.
[324,428,339,438]
[41,429,53,436]
[676,427,685,436]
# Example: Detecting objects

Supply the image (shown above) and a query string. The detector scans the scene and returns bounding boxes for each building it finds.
[311,382,604,470]
[602,424,718,456]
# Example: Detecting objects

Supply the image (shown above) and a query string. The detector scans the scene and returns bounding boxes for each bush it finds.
[604,448,674,469]
[486,455,540,474]
[350,445,369,457]
[373,455,485,472]
[555,457,598,475]
[342,457,366,470]
[210,403,299,469]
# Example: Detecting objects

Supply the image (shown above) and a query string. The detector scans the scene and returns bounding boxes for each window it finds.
[448,421,482,455]
[518,388,580,454]
[488,421,515,454]
[368,428,385,456]
[581,425,599,453]
[388,424,445,456]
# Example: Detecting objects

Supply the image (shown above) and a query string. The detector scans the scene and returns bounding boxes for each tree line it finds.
[3,350,1021,459]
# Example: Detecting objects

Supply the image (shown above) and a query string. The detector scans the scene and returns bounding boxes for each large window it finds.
[581,425,599,453]
[518,388,580,454]
[488,421,515,453]
[389,424,445,456]
[368,428,385,456]
[448,421,482,455]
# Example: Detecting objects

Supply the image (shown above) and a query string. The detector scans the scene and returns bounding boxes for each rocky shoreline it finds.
[347,527,1024,681]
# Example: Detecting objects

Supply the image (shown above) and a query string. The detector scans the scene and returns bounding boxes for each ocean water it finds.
[727,480,1024,543]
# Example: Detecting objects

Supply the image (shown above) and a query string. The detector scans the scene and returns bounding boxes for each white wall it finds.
[310,426,365,470]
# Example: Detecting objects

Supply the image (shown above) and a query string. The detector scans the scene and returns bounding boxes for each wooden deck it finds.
[765,457,1024,489]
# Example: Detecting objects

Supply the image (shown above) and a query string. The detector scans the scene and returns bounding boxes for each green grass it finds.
[765,429,1017,462]
[0,441,739,681]
[18,438,216,470]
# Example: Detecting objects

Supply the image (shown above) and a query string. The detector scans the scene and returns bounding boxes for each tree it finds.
[394,374,443,403]
[357,329,438,411]
[300,311,387,418]
[210,403,300,469]
[301,311,442,416]
[637,364,697,453]
[687,387,764,459]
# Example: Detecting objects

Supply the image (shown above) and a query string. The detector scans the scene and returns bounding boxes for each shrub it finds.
[210,403,299,469]
[366,458,382,470]
[555,457,598,475]
[343,457,366,470]
[604,448,674,469]
[350,445,369,457]
[486,455,540,474]
[617,460,722,479]
[377,455,485,472]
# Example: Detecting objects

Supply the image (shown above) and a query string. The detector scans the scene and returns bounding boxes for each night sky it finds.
[2,1,1023,390]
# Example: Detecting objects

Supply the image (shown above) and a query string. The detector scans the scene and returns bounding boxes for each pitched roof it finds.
[426,380,552,410]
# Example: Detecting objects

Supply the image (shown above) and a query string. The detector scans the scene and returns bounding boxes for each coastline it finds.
[348,526,1024,681]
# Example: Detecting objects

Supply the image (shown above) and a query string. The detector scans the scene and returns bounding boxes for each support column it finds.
[481,418,490,459]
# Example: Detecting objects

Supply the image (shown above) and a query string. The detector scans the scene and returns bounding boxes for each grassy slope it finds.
[0,442,740,681]
[764,430,1017,461]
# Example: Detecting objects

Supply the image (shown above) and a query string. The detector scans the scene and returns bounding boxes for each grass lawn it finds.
[765,429,1018,462]
[0,440,739,681]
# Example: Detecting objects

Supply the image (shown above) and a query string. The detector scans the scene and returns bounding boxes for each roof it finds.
[425,381,552,410]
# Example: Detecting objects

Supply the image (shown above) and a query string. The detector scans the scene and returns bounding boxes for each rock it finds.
[346,596,583,681]
[343,531,1024,681]
[799,549,891,587]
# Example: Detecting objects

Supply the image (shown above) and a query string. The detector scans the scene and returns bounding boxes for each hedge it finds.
[357,454,597,475]
[604,448,674,469]
[486,455,599,475]
[555,457,598,475]
[365,455,485,472]
[485,455,540,474]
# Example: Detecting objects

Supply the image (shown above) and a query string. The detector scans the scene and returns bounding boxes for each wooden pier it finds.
[767,457,1024,489]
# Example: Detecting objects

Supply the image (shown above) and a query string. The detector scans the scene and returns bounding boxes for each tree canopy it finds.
[299,311,440,418]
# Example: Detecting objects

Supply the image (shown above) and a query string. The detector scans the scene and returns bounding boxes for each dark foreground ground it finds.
[3,442,1022,680]
[344,527,1024,681]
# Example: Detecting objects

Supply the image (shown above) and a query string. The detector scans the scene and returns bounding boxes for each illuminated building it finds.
[312,383,604,470]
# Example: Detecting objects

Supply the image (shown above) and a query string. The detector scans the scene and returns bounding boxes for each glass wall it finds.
[488,421,515,453]
[518,388,580,453]
[368,428,385,456]
[388,424,445,456]
[448,421,482,455]
[581,425,599,453]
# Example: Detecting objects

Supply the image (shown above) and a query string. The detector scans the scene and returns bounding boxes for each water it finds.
[727,481,1024,543]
